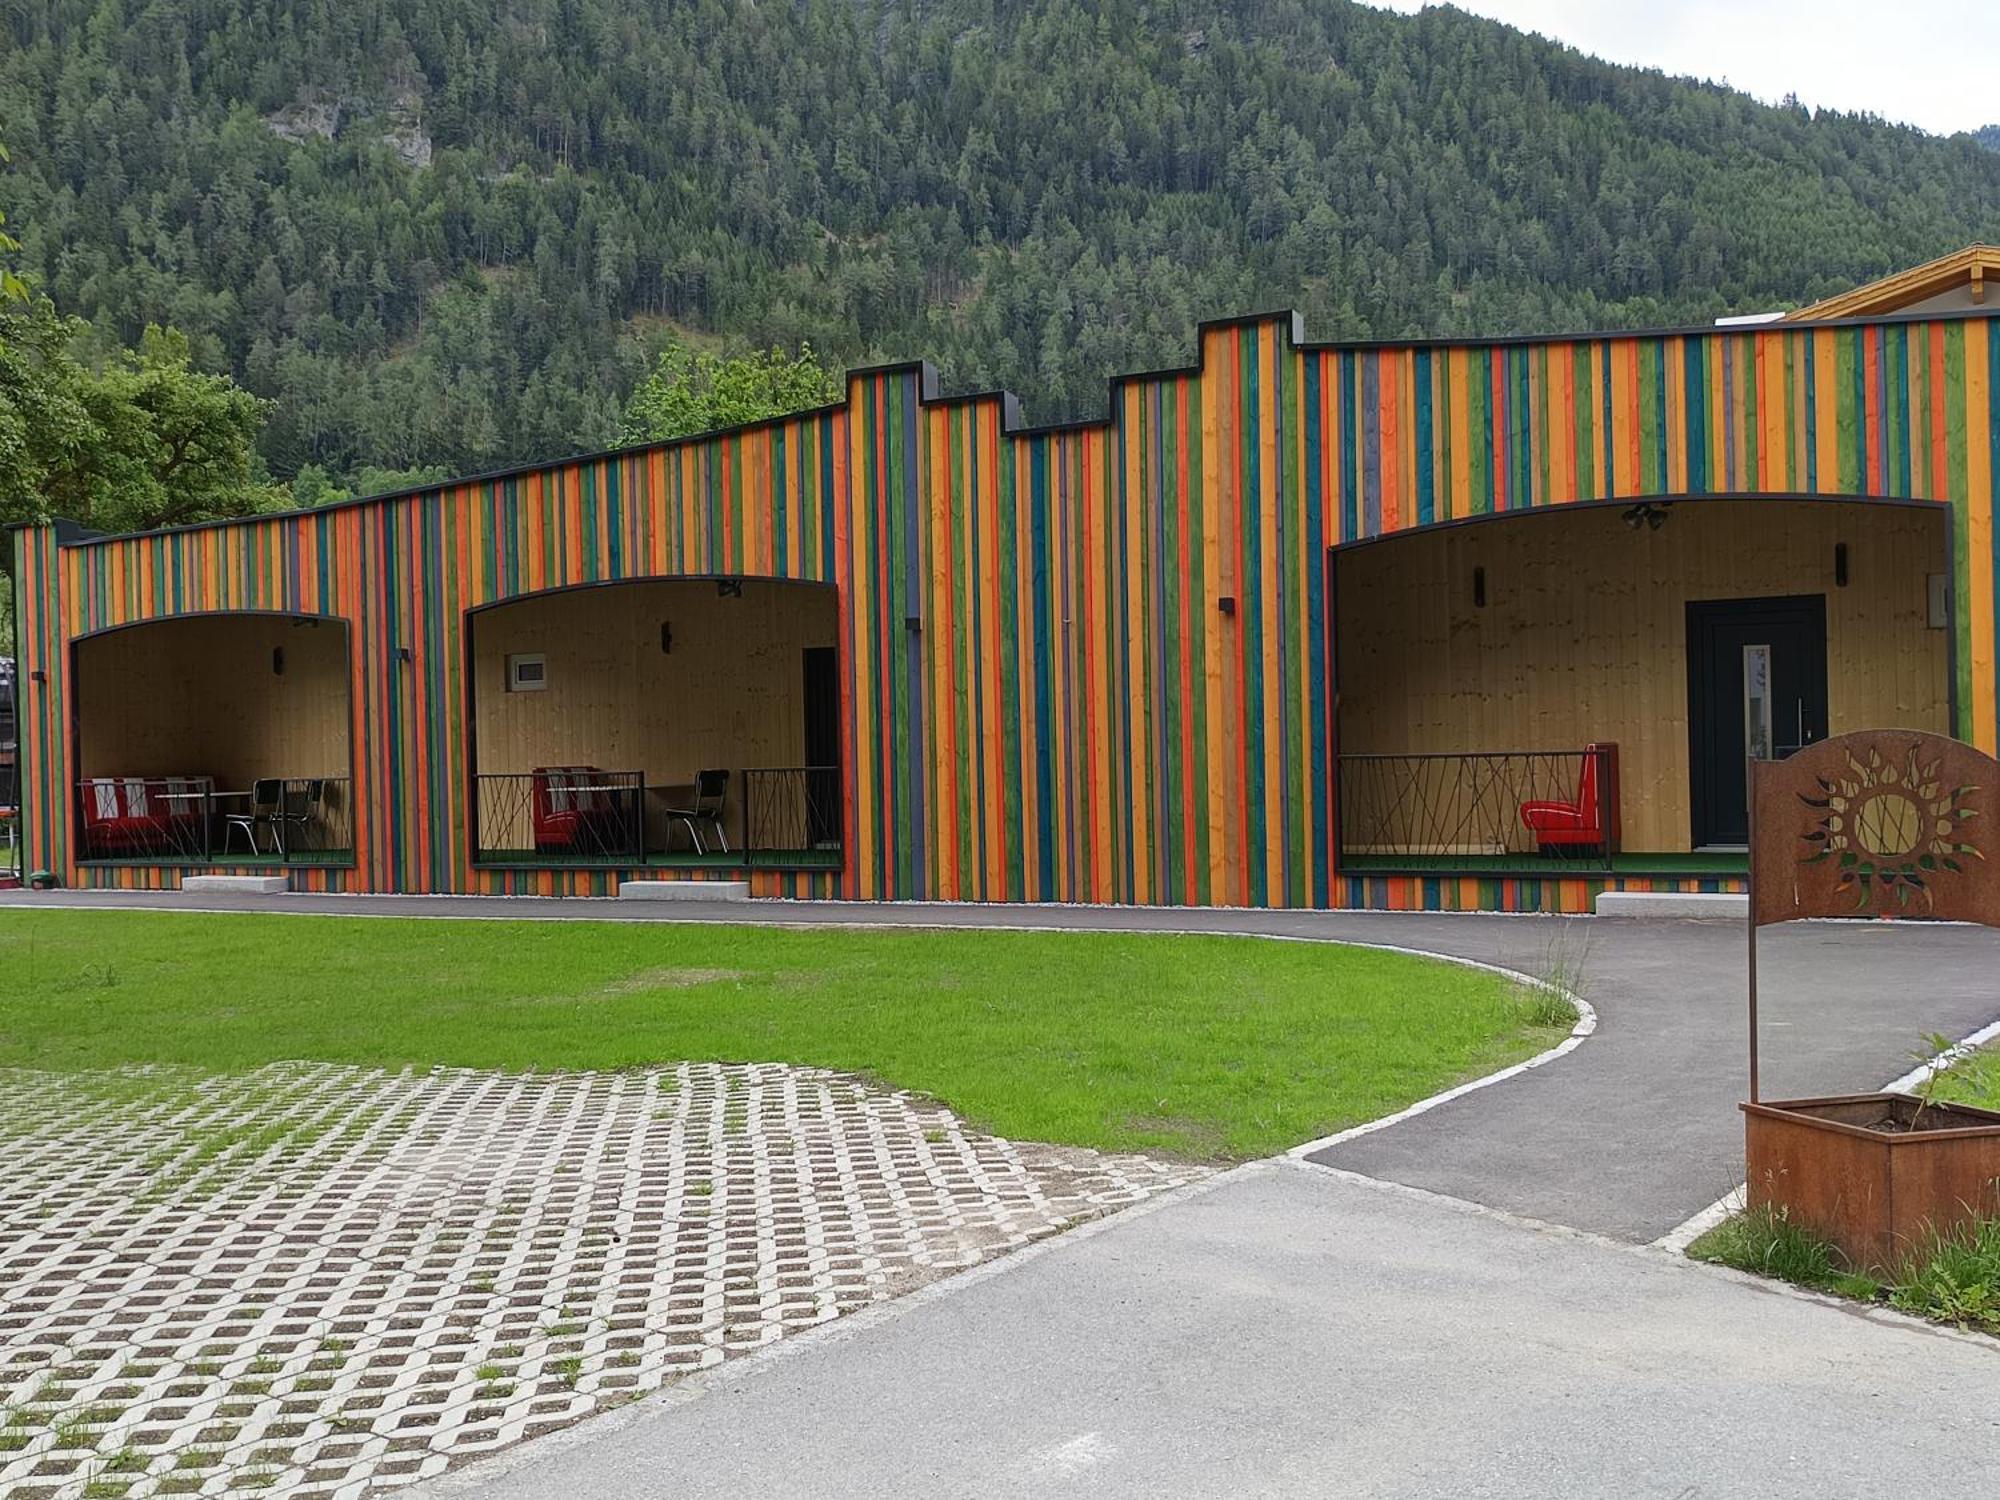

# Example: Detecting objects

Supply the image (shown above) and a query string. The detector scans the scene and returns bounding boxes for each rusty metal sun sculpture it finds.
[1798,742,1982,912]
[1743,730,2000,1271]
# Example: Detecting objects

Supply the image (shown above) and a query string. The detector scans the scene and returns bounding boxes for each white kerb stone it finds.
[618,879,751,901]
[182,873,291,894]
[1594,890,1747,919]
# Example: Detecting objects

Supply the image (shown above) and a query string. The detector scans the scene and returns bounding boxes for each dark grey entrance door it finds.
[801,646,841,847]
[1686,594,1829,847]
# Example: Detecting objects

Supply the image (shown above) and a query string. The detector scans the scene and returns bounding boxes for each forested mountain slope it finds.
[5,0,1999,484]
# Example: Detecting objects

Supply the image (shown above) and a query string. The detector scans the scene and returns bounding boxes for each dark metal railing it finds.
[742,766,842,860]
[256,777,353,860]
[75,776,354,864]
[1336,747,1620,873]
[474,769,644,864]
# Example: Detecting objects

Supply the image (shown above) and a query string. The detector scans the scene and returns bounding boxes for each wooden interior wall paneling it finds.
[1334,501,1951,852]
[74,615,353,790]
[470,579,838,845]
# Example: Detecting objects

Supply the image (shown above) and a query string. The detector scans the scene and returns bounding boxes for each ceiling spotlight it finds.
[1622,501,1671,532]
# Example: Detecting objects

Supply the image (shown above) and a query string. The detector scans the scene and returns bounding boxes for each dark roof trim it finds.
[1326,491,1950,554]
[43,302,2000,551]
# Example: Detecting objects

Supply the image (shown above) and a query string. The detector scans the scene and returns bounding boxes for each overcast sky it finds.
[1371,1,1997,137]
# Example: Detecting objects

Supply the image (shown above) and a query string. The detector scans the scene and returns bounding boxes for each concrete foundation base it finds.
[1594,890,1747,919]
[618,880,751,902]
[182,874,292,895]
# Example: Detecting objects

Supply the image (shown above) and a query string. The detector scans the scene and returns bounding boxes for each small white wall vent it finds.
[506,652,547,691]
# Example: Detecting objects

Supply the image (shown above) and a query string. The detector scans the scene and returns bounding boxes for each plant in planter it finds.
[1741,730,2000,1275]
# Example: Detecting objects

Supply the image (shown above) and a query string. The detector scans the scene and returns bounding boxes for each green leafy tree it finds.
[286,463,351,508]
[0,301,279,535]
[287,462,452,507]
[0,135,32,651]
[350,464,452,497]
[0,141,24,306]
[621,344,845,444]
[81,325,281,532]
[0,300,104,531]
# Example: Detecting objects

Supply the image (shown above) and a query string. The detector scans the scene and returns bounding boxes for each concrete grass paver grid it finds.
[0,1062,1207,1499]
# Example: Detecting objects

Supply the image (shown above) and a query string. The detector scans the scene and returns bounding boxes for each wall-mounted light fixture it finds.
[1472,566,1487,609]
[716,578,744,599]
[30,669,45,683]
[396,646,413,665]
[1621,501,1671,532]
[904,615,923,634]
[1217,595,1237,616]
[1834,543,1849,588]
[660,622,673,655]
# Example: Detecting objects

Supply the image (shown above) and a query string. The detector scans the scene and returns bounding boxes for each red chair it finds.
[531,766,627,856]
[80,776,207,857]
[1519,744,1619,857]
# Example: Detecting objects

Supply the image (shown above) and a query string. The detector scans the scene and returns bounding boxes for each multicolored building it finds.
[11,248,2000,911]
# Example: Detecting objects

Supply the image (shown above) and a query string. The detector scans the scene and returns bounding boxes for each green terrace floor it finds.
[80,848,837,873]
[1337,851,1747,878]
[473,848,843,871]
[78,847,1726,879]
[80,851,355,869]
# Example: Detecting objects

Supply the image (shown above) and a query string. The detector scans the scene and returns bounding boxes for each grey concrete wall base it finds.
[618,880,751,902]
[1594,890,1747,918]
[181,874,292,894]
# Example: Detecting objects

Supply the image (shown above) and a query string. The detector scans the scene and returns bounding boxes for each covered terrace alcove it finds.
[71,613,355,865]
[1332,498,1952,878]
[466,578,842,868]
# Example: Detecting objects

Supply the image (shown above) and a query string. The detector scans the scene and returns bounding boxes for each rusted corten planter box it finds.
[1743,1092,2000,1273]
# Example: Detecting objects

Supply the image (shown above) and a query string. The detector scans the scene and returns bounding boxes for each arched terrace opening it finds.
[71,612,355,866]
[1330,498,1953,880]
[465,578,842,870]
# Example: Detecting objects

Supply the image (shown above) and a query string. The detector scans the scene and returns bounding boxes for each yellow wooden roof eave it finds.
[1785,244,2000,321]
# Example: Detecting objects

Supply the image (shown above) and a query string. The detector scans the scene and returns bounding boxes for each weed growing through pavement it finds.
[1685,1202,2000,1331]
[1512,926,1590,1031]
[1886,1216,2000,1329]
[1689,1204,1877,1298]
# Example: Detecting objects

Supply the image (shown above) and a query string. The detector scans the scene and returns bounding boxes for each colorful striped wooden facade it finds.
[13,307,2000,911]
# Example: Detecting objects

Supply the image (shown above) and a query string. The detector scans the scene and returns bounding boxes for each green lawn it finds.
[1930,1045,2000,1108]
[0,910,1566,1160]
